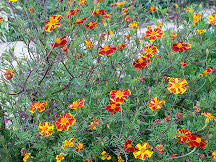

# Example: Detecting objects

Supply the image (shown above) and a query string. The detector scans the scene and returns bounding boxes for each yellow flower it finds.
[196,29,206,34]
[118,156,124,162]
[9,0,18,1]
[208,14,216,25]
[133,143,153,160]
[79,0,87,5]
[75,143,84,152]
[23,153,31,162]
[129,21,139,29]
[212,151,216,159]
[101,151,111,160]
[156,22,162,28]
[56,152,66,162]
[201,112,215,121]
[89,122,96,130]
[193,13,202,25]
[61,138,75,148]
[167,78,188,95]
[84,40,94,50]
[112,1,126,8]
[109,31,115,38]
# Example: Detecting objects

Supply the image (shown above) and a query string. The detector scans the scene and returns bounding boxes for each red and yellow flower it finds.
[124,140,135,153]
[122,7,130,17]
[110,89,131,104]
[38,122,54,137]
[169,30,177,39]
[23,153,31,162]
[118,156,124,162]
[73,18,87,25]
[172,42,188,52]
[89,118,100,130]
[180,61,187,68]
[98,45,117,56]
[141,44,158,58]
[68,98,85,109]
[44,15,62,32]
[4,69,15,80]
[147,7,157,12]
[106,102,121,113]
[208,14,216,25]
[55,113,76,131]
[84,40,94,50]
[117,43,126,50]
[188,135,206,149]
[193,13,202,25]
[133,57,151,69]
[149,97,165,111]
[29,101,47,113]
[212,151,216,159]
[85,21,98,29]
[67,8,80,18]
[61,138,75,148]
[56,152,66,162]
[176,128,192,144]
[196,29,206,34]
[83,160,92,162]
[93,9,105,16]
[167,78,188,95]
[101,151,111,160]
[52,36,67,49]
[200,68,212,76]
[129,21,139,29]
[201,112,215,121]
[102,13,112,26]
[111,1,126,7]
[0,17,4,24]
[75,142,84,152]
[79,0,87,5]
[145,27,164,41]
[133,142,154,160]
[184,8,193,13]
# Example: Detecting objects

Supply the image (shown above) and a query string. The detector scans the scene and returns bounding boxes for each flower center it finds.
[140,148,146,153]
[174,83,181,88]
[110,104,116,109]
[42,126,49,132]
[127,144,132,148]
[177,43,182,48]
[103,45,110,51]
[56,38,62,44]
[49,17,57,24]
[150,30,158,36]
[61,117,68,125]
[89,22,93,26]
[195,137,201,143]
[115,91,124,98]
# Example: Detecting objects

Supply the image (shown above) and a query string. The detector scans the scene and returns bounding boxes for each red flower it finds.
[176,128,192,144]
[52,36,67,48]
[200,68,212,75]
[110,89,131,104]
[98,45,117,56]
[73,18,87,25]
[106,102,121,113]
[67,8,80,18]
[85,21,98,29]
[124,140,135,153]
[55,113,76,131]
[147,7,157,12]
[44,15,62,32]
[93,9,105,16]
[145,27,164,41]
[172,42,188,52]
[29,101,47,113]
[133,57,150,69]
[188,135,206,149]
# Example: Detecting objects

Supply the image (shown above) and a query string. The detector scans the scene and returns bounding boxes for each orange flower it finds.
[180,61,187,67]
[193,13,202,25]
[75,142,84,152]
[38,122,54,137]
[52,36,67,48]
[122,7,130,16]
[4,69,15,80]
[98,45,116,56]
[155,145,164,154]
[200,68,212,76]
[92,9,105,16]
[147,6,157,12]
[117,43,126,50]
[133,143,153,160]
[111,1,126,7]
[129,21,139,29]
[89,122,96,130]
[68,98,85,109]
[79,0,87,5]
[196,29,206,34]
[101,151,111,160]
[141,44,158,58]
[208,14,216,25]
[44,15,62,32]
[102,13,112,26]
[29,101,47,113]
[133,57,151,69]
[55,113,76,131]
[106,102,121,113]
[110,89,131,104]
[149,97,165,111]
[188,135,206,149]
[124,140,135,153]
[23,153,31,162]
[169,30,177,39]
[29,8,35,14]
[212,151,216,159]
[125,34,130,40]
[85,21,98,29]
[201,112,215,121]
[167,78,188,95]
[67,8,80,18]
[145,27,164,41]
[124,15,132,23]
[84,40,94,49]
[62,138,75,148]
[73,18,87,25]
[56,152,66,162]
[184,8,193,13]
[156,22,162,28]
[176,128,192,144]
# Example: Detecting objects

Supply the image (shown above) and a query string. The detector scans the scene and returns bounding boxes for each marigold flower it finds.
[168,78,188,95]
[201,112,215,121]
[52,36,67,49]
[55,113,76,131]
[133,143,153,160]
[147,7,157,12]
[124,15,132,23]
[125,34,130,40]
[23,153,31,162]
[56,152,66,162]
[83,160,92,162]
[73,18,87,25]
[129,21,139,29]
[118,156,124,162]
[44,15,62,32]
[180,61,187,68]
[184,8,193,13]
[188,135,206,149]
[117,43,126,50]
[109,31,115,38]
[141,44,158,58]
[200,68,212,76]
[149,97,165,111]
[124,140,135,153]
[101,151,111,160]
[68,98,85,109]
[67,8,80,18]
[74,53,85,59]
[133,57,151,69]
[79,0,87,5]
[193,13,202,25]
[0,17,4,24]
[4,69,15,80]
[196,29,206,34]
[84,40,94,50]
[29,101,47,113]
[169,30,177,39]
[100,33,107,40]
[145,27,164,41]
[111,1,126,7]
[110,89,131,104]
[62,138,75,148]
[156,22,162,28]
[93,9,105,16]
[75,143,84,152]
[106,102,121,113]
[9,0,18,1]
[208,14,216,25]
[102,13,112,26]
[89,122,96,130]
[29,8,35,14]
[98,45,116,56]
[172,42,188,52]
[38,122,54,137]
[122,7,130,17]
[85,21,98,29]
[155,144,164,154]
[176,128,192,144]
[212,151,216,159]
